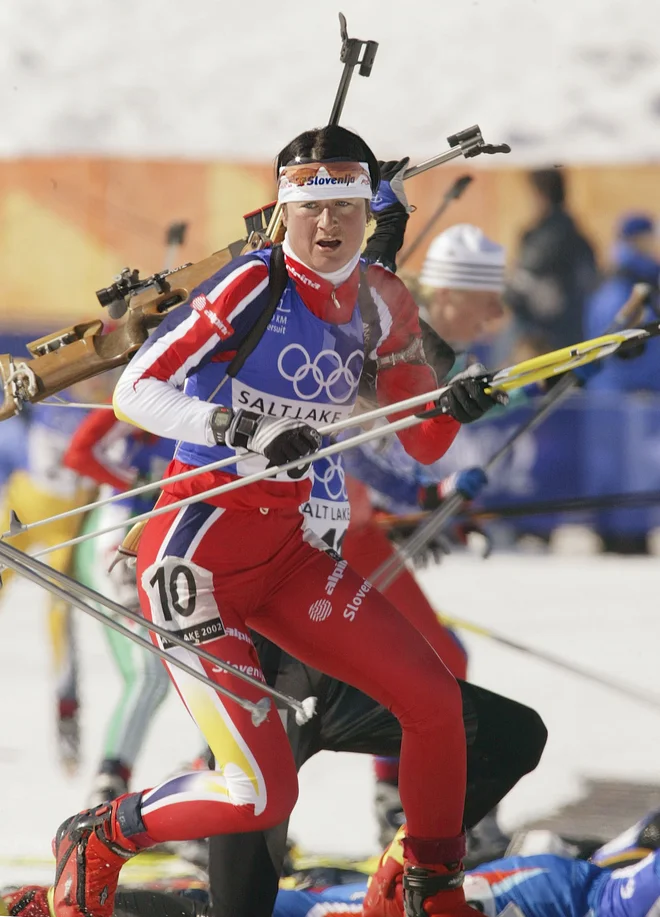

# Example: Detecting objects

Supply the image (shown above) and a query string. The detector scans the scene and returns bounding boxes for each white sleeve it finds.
[113,357,217,447]
[111,260,267,445]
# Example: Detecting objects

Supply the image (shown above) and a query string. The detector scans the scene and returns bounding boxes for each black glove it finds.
[616,340,647,361]
[386,520,450,567]
[435,364,508,424]
[209,407,322,477]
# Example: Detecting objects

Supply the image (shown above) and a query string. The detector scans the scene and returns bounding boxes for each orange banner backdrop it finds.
[1,158,659,330]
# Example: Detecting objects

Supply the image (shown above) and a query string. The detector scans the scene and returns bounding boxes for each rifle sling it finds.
[225,245,288,379]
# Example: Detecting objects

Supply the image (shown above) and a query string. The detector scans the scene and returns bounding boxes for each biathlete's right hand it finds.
[209,407,322,476]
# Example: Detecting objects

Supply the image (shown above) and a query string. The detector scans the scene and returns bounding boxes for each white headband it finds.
[278,161,373,204]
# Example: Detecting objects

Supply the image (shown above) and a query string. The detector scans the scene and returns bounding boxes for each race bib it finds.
[300,497,350,554]
[141,557,225,649]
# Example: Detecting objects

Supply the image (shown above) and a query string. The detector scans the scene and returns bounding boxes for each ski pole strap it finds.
[225,245,288,379]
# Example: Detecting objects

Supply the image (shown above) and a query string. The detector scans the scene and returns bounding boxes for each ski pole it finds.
[3,379,462,540]
[5,321,649,543]
[0,540,317,726]
[20,326,610,559]
[371,373,580,591]
[369,284,654,590]
[22,406,464,559]
[11,323,651,560]
[399,175,473,268]
[377,489,660,532]
[438,609,660,712]
[0,542,271,726]
[471,489,660,522]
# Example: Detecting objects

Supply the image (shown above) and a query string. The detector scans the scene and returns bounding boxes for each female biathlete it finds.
[52,125,505,917]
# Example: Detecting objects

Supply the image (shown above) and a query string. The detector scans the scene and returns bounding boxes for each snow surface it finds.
[1,552,659,884]
[1,0,660,164]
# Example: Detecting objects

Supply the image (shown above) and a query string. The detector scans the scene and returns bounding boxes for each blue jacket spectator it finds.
[586,213,660,393]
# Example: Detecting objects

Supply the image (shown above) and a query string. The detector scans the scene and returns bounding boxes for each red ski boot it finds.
[402,863,482,917]
[364,826,484,917]
[52,794,148,917]
[3,886,52,917]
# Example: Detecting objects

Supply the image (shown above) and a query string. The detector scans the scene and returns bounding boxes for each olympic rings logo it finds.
[278,344,363,403]
[312,455,347,501]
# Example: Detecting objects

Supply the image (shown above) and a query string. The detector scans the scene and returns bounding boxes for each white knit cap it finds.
[419,224,506,291]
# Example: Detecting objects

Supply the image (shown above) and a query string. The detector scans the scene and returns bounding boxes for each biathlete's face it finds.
[428,288,504,343]
[283,199,367,273]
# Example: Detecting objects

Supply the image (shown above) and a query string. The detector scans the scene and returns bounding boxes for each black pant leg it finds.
[209,642,547,917]
[460,681,548,828]
[318,678,546,829]
[209,639,325,917]
[318,675,402,756]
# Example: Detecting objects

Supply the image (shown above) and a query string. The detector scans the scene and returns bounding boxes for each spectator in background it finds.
[505,169,598,353]
[583,215,660,553]
[586,213,660,393]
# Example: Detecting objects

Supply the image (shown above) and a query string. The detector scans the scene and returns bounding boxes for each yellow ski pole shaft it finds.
[438,611,660,712]
[370,287,655,590]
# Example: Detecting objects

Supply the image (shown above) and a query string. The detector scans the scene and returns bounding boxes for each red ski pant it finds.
[342,522,468,681]
[343,476,468,681]
[135,494,466,860]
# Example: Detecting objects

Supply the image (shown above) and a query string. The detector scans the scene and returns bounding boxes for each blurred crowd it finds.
[504,168,659,392]
[430,168,660,555]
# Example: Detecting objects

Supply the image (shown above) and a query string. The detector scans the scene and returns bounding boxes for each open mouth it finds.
[316,239,342,251]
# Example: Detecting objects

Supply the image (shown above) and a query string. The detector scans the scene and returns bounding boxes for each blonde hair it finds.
[398,269,436,309]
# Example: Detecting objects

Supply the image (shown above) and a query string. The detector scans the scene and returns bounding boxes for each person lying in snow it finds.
[5,808,660,917]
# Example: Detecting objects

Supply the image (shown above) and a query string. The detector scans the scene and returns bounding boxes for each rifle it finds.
[0,16,510,423]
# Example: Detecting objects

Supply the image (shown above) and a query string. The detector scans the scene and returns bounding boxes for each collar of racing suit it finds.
[281,243,361,325]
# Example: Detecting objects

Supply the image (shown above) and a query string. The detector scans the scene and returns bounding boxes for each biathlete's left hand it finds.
[436,364,508,424]
[209,407,322,477]
[371,158,412,214]
[419,467,488,510]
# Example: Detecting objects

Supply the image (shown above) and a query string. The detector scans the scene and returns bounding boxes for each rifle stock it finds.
[0,242,243,420]
[0,312,149,420]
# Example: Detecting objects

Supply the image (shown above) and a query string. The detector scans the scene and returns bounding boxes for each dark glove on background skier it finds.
[387,518,450,567]
[436,364,508,424]
[210,407,321,476]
